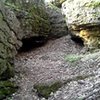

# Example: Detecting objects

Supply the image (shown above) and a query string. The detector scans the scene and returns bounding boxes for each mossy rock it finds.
[0,61,14,80]
[0,80,18,100]
[79,27,100,49]
[51,0,66,8]
[5,0,51,38]
[34,82,62,99]
[19,4,50,38]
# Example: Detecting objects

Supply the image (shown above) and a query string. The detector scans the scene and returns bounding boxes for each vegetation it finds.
[65,54,83,62]
[0,0,50,99]
[34,82,62,99]
[0,81,18,100]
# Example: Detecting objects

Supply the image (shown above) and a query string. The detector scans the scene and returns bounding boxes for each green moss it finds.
[49,3,61,11]
[65,54,83,63]
[34,82,62,99]
[13,3,50,37]
[0,80,18,100]
[5,1,50,37]
[5,2,21,11]
[0,59,14,80]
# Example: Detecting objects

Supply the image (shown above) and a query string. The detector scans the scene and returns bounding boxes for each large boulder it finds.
[45,3,68,38]
[6,0,51,39]
[0,1,21,99]
[62,0,100,49]
[0,0,51,99]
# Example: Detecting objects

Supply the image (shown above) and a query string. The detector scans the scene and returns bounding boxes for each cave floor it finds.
[10,35,100,100]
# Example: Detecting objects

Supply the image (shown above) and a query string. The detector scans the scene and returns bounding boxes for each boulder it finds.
[0,1,22,80]
[0,0,51,99]
[45,0,66,8]
[62,0,100,49]
[6,0,51,39]
[0,1,21,99]
[46,3,68,38]
[0,0,50,80]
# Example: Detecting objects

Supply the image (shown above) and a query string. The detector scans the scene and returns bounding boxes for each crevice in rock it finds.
[18,36,47,52]
[70,35,84,46]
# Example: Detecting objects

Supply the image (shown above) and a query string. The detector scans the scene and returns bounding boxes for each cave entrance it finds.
[18,36,47,53]
[71,35,84,46]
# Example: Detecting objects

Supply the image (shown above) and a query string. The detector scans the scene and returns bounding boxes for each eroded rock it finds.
[79,27,100,49]
[0,0,51,99]
[45,3,68,38]
[0,1,21,80]
[0,1,21,99]
[62,0,100,49]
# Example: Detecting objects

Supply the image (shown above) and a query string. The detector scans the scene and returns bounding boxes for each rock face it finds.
[62,0,100,49]
[0,0,51,99]
[19,8,50,38]
[46,4,68,38]
[0,1,22,80]
[6,0,50,39]
[0,1,21,99]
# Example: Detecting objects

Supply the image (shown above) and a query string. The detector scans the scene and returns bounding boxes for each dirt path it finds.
[11,35,91,100]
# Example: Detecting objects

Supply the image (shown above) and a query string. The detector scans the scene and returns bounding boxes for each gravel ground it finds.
[10,35,100,100]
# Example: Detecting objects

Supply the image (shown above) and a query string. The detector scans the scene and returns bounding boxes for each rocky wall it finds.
[0,0,51,99]
[62,0,100,49]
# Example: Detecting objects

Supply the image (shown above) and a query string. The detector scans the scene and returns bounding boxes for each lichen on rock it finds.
[34,82,62,99]
[45,3,68,38]
[0,0,51,99]
[62,0,100,49]
[0,80,18,100]
[5,0,51,39]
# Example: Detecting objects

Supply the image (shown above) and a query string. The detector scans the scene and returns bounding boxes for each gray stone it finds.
[62,0,100,49]
[46,4,68,38]
[62,0,100,29]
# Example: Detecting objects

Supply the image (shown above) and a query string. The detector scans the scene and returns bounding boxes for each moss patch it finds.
[0,80,18,100]
[79,28,100,49]
[65,54,83,63]
[34,82,62,99]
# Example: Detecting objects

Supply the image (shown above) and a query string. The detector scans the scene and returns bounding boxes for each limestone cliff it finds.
[62,0,100,49]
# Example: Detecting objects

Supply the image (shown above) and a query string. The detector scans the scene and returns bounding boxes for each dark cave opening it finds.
[18,36,47,52]
[70,35,84,46]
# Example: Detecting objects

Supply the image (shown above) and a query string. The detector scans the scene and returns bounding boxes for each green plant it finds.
[34,82,62,99]
[65,54,83,62]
